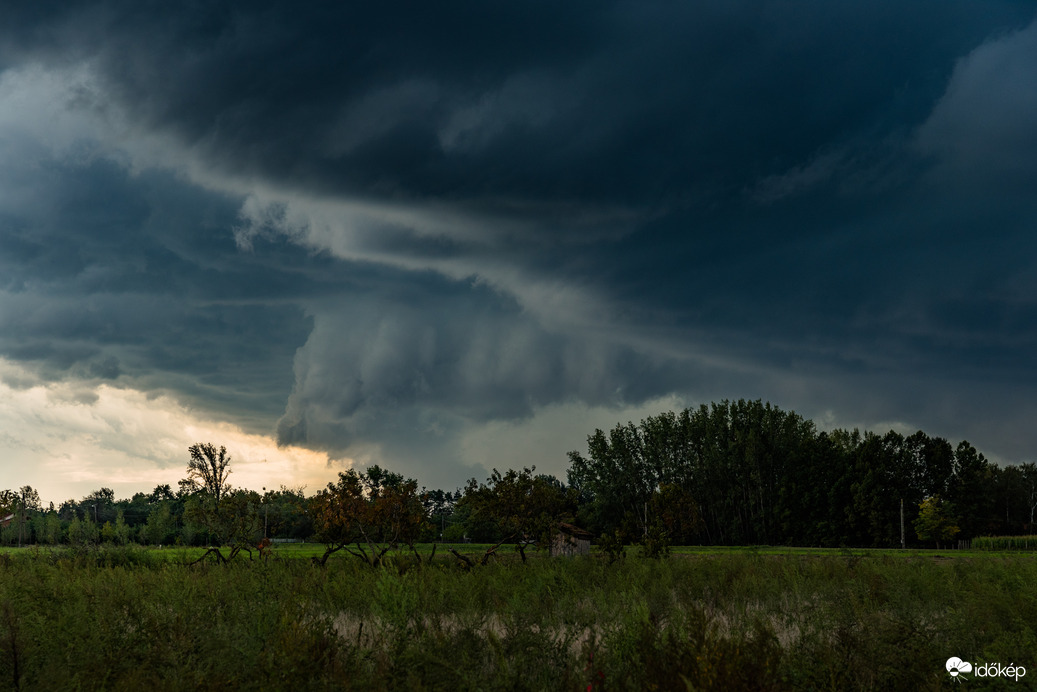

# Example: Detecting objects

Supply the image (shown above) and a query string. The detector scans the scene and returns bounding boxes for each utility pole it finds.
[900,498,905,550]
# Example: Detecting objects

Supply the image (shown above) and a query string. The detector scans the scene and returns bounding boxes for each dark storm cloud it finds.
[4,1,1027,205]
[275,278,690,440]
[0,140,318,430]
[274,281,697,483]
[3,1,1037,477]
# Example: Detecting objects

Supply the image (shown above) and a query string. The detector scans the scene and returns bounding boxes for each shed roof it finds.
[557,522,593,540]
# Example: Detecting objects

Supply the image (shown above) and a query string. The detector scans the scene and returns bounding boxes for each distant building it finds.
[0,513,13,528]
[551,522,593,557]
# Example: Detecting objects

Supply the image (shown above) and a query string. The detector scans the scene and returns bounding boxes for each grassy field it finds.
[4,540,1031,562]
[0,545,1034,690]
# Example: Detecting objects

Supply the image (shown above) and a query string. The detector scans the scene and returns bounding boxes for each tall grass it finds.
[973,535,1037,551]
[0,548,1034,689]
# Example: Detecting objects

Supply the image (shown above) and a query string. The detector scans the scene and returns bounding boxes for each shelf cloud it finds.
[2,1,1036,499]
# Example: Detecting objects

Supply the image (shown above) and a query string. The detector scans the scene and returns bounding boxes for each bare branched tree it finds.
[187,443,233,509]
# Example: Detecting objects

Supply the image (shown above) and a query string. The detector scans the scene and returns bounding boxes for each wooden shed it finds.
[551,522,593,557]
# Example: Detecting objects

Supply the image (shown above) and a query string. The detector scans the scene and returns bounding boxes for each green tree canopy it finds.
[913,496,960,549]
[458,467,575,564]
[311,466,427,567]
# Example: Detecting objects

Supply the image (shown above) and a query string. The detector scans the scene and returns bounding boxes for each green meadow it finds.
[0,546,1034,691]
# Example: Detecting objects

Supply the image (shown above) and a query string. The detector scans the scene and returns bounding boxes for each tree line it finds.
[568,400,1035,549]
[0,444,313,551]
[2,400,1035,555]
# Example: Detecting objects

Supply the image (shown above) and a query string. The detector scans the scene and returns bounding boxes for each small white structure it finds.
[551,523,593,557]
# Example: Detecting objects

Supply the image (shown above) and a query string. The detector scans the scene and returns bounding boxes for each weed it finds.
[0,550,1032,689]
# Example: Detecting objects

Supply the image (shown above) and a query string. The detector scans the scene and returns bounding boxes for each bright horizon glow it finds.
[0,358,350,506]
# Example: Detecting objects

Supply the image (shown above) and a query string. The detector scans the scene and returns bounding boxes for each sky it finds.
[2,1,1037,505]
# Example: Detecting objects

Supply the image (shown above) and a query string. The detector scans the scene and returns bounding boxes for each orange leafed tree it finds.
[311,466,428,567]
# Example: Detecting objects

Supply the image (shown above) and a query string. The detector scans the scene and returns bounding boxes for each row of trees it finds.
[309,465,578,566]
[0,451,579,566]
[3,400,1035,555]
[0,445,311,550]
[568,400,1037,548]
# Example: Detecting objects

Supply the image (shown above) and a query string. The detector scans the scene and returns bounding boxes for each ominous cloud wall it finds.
[1,2,1037,488]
